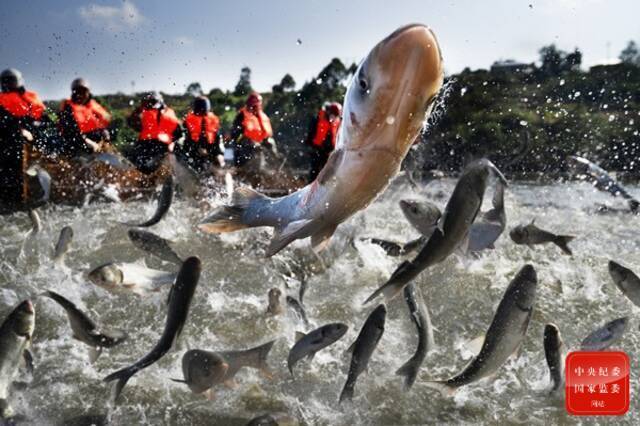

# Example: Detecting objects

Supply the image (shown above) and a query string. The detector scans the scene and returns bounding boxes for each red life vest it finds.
[138,107,180,144]
[312,109,340,149]
[0,90,45,120]
[184,112,220,144]
[240,106,272,143]
[61,99,111,134]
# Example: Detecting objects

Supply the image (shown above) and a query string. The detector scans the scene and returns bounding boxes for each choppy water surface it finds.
[1,178,639,425]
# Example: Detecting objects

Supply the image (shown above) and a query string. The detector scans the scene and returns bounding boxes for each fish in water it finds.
[396,283,434,390]
[120,176,173,227]
[288,323,348,376]
[0,301,35,420]
[340,304,386,403]
[103,256,201,402]
[400,199,441,236]
[266,288,284,316]
[87,262,177,296]
[580,317,627,351]
[199,24,444,256]
[247,412,298,426]
[543,323,565,393]
[509,220,574,255]
[467,179,507,253]
[40,290,126,362]
[167,153,199,198]
[83,152,134,170]
[364,159,508,303]
[424,265,537,396]
[25,164,51,206]
[608,261,640,307]
[567,155,639,212]
[52,226,73,263]
[174,340,276,398]
[127,229,182,264]
[27,209,41,235]
[286,296,309,327]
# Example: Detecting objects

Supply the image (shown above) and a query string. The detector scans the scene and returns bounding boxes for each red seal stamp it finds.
[565,351,629,416]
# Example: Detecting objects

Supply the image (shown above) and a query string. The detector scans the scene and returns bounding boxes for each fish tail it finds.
[423,381,457,397]
[367,238,403,256]
[103,367,137,402]
[198,187,269,233]
[170,378,187,384]
[248,339,277,372]
[395,358,420,390]
[363,261,413,304]
[339,380,355,404]
[553,235,575,255]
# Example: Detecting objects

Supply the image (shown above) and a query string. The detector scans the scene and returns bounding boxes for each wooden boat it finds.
[22,145,306,206]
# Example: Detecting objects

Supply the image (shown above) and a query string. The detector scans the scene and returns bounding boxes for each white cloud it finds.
[78,1,145,32]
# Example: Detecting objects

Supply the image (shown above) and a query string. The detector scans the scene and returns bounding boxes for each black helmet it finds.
[1,68,24,88]
[142,91,164,108]
[71,78,90,92]
[193,96,211,114]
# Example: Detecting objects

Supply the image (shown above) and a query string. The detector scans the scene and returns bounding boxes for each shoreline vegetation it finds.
[42,42,640,182]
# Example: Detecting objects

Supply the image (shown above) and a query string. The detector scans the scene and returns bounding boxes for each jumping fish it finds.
[87,262,177,296]
[580,317,627,351]
[128,229,182,264]
[543,323,565,393]
[120,176,173,227]
[199,24,444,256]
[608,261,640,307]
[0,301,35,420]
[287,323,348,375]
[103,257,201,401]
[52,226,73,264]
[424,265,537,395]
[509,220,574,255]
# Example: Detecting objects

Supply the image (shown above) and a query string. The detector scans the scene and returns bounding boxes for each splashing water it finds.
[1,178,639,425]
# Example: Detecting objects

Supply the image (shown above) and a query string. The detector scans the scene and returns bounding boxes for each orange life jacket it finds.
[62,99,111,134]
[138,107,180,144]
[240,106,272,143]
[0,90,45,120]
[312,109,340,149]
[184,112,220,144]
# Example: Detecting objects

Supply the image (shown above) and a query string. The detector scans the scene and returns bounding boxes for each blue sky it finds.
[1,0,638,100]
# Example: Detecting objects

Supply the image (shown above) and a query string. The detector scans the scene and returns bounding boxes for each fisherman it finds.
[58,78,111,158]
[229,92,276,168]
[127,92,183,173]
[306,101,341,181]
[0,68,46,208]
[176,96,224,173]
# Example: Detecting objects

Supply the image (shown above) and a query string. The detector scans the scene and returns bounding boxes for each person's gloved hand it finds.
[264,137,279,156]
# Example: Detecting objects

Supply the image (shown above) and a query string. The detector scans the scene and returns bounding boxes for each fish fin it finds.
[204,388,217,400]
[339,381,355,404]
[267,219,315,257]
[247,339,277,372]
[306,352,316,362]
[423,381,457,397]
[170,378,187,384]
[554,235,575,256]
[198,186,267,233]
[529,218,536,226]
[310,225,337,253]
[103,367,137,403]
[395,357,420,390]
[363,261,412,304]
[23,349,34,374]
[457,231,471,255]
[295,331,306,342]
[89,346,102,363]
[463,334,486,357]
[344,340,355,357]
[367,238,404,256]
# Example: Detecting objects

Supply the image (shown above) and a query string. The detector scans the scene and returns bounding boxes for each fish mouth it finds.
[19,300,34,314]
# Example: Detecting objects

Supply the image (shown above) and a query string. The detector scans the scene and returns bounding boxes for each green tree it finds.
[619,41,639,65]
[185,82,203,97]
[233,66,253,97]
[539,44,565,77]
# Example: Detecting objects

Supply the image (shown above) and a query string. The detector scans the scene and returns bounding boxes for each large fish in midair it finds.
[199,24,444,256]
